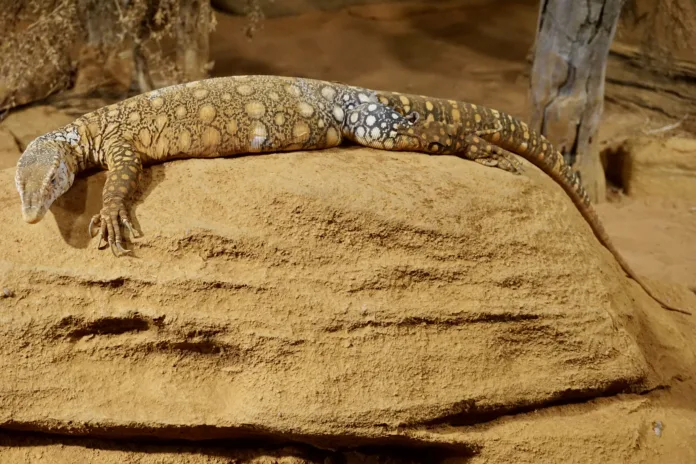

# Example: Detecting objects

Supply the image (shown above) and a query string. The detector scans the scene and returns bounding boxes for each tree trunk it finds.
[176,0,212,83]
[529,0,626,203]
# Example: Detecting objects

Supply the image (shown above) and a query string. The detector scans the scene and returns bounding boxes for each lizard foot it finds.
[88,203,140,256]
[472,152,524,174]
[461,134,525,175]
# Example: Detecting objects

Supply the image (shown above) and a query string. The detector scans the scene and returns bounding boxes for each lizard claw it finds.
[88,216,99,238]
[89,203,137,257]
[121,216,141,239]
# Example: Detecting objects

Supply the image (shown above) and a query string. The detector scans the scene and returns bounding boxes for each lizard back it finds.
[74,75,377,167]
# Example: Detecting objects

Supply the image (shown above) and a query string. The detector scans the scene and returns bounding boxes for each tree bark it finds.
[529,0,625,203]
[176,0,212,83]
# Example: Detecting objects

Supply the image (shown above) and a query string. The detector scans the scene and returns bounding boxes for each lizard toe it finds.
[120,212,140,239]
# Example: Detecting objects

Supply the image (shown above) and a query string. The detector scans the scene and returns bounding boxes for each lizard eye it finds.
[404,112,420,124]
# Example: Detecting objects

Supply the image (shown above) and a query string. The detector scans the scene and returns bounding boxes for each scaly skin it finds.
[14,75,689,314]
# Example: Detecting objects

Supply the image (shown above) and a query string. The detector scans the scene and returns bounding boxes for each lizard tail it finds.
[493,121,691,315]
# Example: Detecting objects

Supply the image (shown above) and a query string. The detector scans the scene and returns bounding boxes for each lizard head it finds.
[15,132,78,224]
[343,104,424,151]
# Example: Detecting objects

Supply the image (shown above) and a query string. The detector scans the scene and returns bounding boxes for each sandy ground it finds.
[1,0,695,462]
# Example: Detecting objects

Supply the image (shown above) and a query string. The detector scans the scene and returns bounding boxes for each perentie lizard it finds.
[14,75,689,314]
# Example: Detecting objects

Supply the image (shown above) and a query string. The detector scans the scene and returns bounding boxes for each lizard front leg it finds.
[89,145,143,256]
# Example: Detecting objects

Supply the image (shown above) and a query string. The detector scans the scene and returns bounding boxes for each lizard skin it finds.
[14,74,689,314]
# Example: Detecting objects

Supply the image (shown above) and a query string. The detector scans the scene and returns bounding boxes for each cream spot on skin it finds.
[151,97,164,109]
[523,131,530,140]
[426,114,435,122]
[541,143,547,151]
[285,84,301,97]
[139,128,152,147]
[108,109,119,118]
[186,81,201,88]
[297,101,315,118]
[269,92,280,101]
[199,104,216,123]
[249,122,268,151]
[425,101,434,111]
[356,126,366,138]
[227,120,238,135]
[194,88,209,99]
[332,106,345,122]
[245,101,266,119]
[367,104,377,112]
[274,113,286,126]
[222,93,232,101]
[178,130,191,152]
[378,96,389,105]
[175,106,187,118]
[321,86,337,101]
[520,142,528,151]
[202,127,221,149]
[236,84,254,96]
[492,132,501,142]
[366,115,376,126]
[470,145,478,153]
[358,93,371,103]
[474,113,482,123]
[293,121,311,143]
[318,119,325,128]
[155,135,170,158]
[128,112,140,123]
[326,127,340,145]
[399,96,410,106]
[370,127,380,139]
[350,112,359,124]
[451,109,461,122]
[155,114,168,130]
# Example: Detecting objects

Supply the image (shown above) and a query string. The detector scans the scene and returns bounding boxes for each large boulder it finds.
[1,147,694,461]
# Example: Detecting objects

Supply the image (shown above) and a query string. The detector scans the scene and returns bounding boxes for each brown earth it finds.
[1,0,696,462]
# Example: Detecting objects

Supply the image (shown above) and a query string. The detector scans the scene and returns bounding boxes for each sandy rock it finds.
[0,128,21,170]
[613,136,696,199]
[0,147,693,453]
